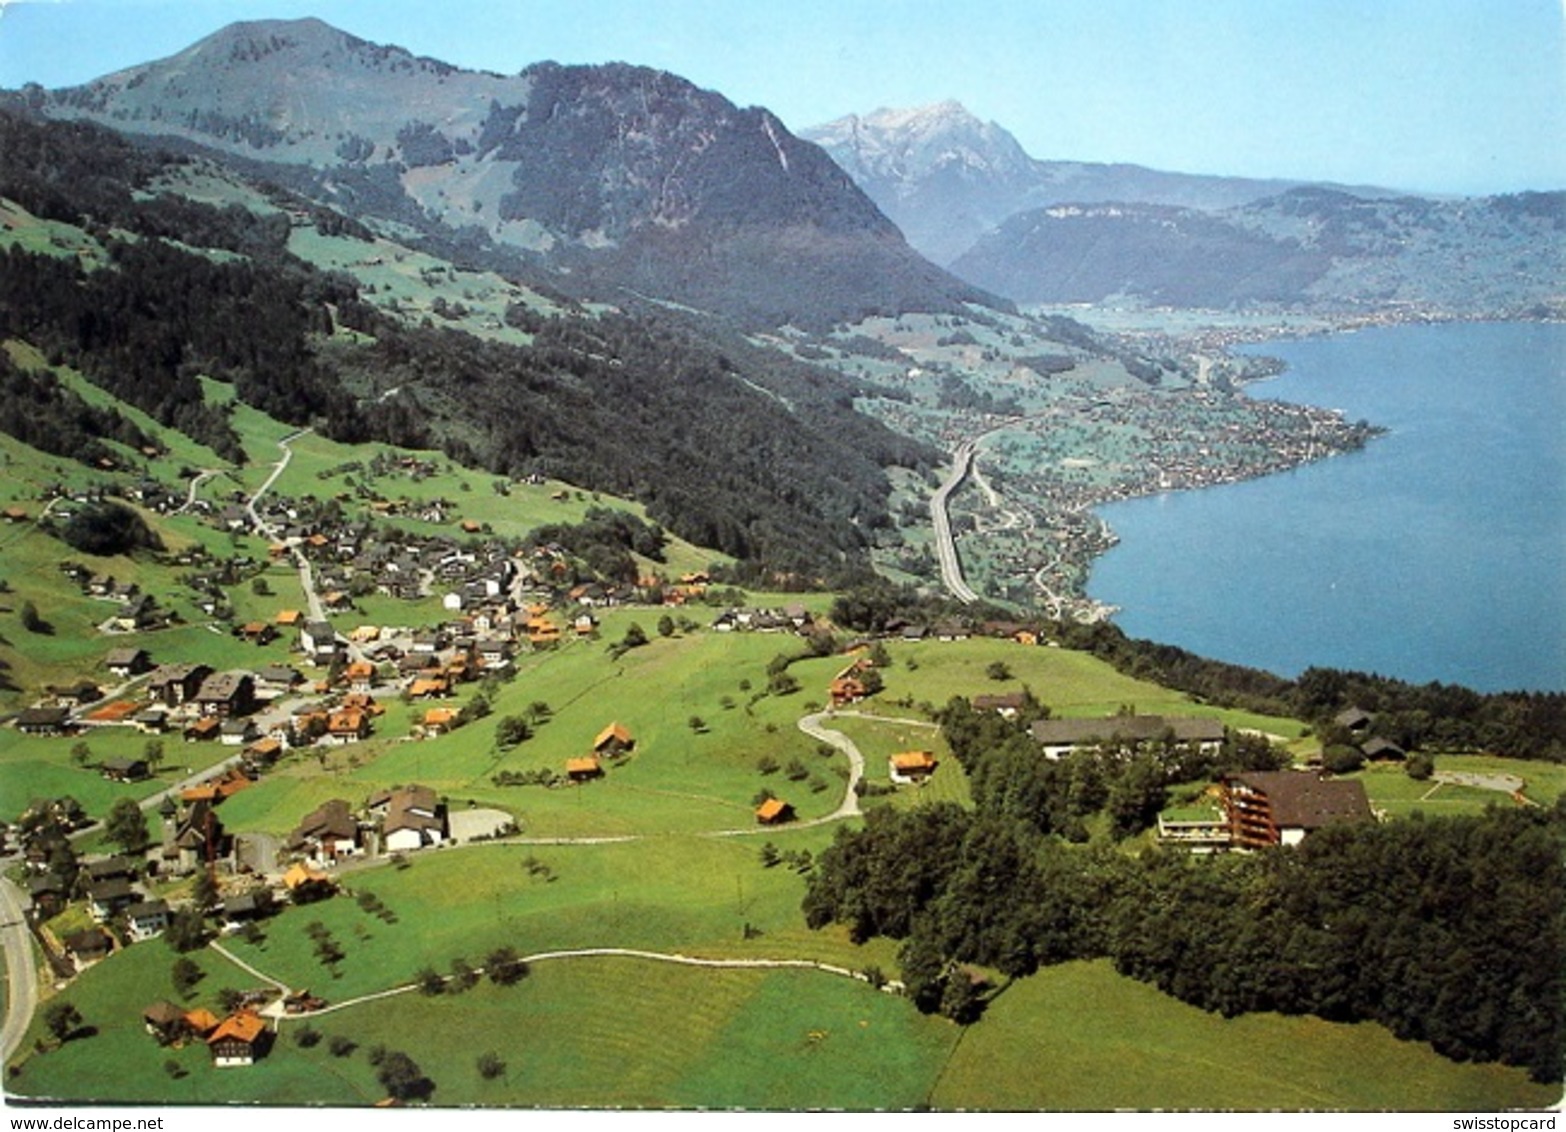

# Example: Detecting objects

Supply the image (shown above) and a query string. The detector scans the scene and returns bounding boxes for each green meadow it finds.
[2,339,1558,1113]
[13,906,1553,1110]
[931,960,1558,1111]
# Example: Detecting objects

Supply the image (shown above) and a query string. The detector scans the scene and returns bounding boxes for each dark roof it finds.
[1031,715,1225,747]
[196,671,253,702]
[381,785,443,835]
[64,928,113,955]
[1361,737,1406,759]
[88,877,136,902]
[15,706,70,727]
[1228,771,1374,830]
[148,663,210,685]
[972,692,1027,711]
[26,873,66,896]
[291,798,358,844]
[1335,707,1373,730]
[222,892,265,917]
[84,856,138,880]
[143,1001,186,1028]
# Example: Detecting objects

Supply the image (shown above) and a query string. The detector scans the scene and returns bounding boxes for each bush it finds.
[477,1052,506,1080]
[1322,745,1366,775]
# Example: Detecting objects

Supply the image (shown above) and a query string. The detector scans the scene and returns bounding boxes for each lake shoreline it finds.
[1081,321,1566,693]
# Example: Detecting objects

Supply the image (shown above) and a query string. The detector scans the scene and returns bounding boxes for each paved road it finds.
[246,430,328,624]
[793,711,866,824]
[0,873,38,1064]
[930,439,981,604]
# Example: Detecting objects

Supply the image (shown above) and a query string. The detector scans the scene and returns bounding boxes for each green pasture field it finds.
[932,959,1555,1110]
[0,199,111,268]
[286,226,564,349]
[1348,753,1566,818]
[822,713,974,810]
[7,944,949,1108]
[16,915,1551,1109]
[206,833,881,1004]
[0,726,231,822]
[211,623,850,840]
[870,636,1307,740]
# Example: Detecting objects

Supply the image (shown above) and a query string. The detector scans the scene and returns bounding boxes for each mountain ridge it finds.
[949,187,1566,312]
[802,101,1324,265]
[26,18,1000,328]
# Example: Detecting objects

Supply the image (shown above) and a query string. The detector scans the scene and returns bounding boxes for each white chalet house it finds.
[371,785,447,852]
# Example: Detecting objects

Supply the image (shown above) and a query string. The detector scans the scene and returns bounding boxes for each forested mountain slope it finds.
[21,18,999,328]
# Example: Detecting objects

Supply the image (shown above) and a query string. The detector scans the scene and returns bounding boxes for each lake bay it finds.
[1086,321,1566,692]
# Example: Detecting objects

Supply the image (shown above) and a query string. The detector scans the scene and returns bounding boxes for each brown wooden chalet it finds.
[208,1011,269,1067]
[1220,771,1374,849]
[194,672,257,718]
[14,706,71,735]
[593,722,634,756]
[146,663,213,707]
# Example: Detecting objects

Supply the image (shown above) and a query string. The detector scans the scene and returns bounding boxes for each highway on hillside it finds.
[0,872,39,1065]
[930,438,982,604]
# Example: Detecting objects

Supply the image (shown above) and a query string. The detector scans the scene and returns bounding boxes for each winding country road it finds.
[247,429,327,623]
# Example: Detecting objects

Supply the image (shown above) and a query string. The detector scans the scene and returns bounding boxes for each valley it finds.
[0,15,1561,1114]
[0,337,1558,1110]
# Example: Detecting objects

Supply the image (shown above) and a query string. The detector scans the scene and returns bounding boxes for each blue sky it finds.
[0,0,1562,194]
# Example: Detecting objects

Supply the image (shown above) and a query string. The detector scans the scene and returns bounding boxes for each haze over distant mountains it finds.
[801,102,1318,266]
[806,101,1566,315]
[13,17,1564,321]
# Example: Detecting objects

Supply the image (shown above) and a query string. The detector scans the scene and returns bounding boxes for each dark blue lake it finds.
[1086,321,1566,692]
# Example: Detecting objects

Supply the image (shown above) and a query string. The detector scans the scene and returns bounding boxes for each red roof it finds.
[208,1011,266,1045]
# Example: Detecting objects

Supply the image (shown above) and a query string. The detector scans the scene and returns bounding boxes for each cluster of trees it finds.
[0,355,156,468]
[524,507,667,584]
[803,800,1565,1082]
[57,501,162,557]
[938,697,1289,841]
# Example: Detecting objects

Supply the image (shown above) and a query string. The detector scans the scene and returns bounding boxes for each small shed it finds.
[755,798,794,825]
[593,723,634,756]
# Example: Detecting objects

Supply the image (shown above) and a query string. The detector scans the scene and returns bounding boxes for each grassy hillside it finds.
[932,960,1558,1110]
[1,332,1557,1111]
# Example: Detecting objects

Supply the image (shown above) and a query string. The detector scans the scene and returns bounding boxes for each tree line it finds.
[0,107,934,579]
[828,581,1566,761]
[803,796,1565,1082]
